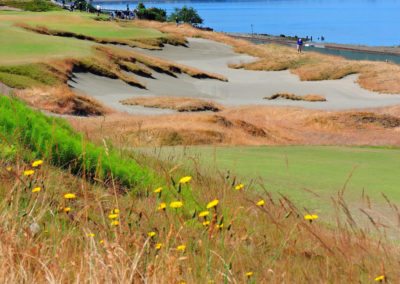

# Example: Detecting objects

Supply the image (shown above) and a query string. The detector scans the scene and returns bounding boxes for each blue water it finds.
[95,0,400,46]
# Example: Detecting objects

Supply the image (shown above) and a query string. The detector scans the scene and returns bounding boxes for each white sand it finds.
[68,38,400,114]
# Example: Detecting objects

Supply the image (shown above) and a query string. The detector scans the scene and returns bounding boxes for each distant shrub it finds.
[0,96,152,190]
[168,6,203,26]
[135,3,167,22]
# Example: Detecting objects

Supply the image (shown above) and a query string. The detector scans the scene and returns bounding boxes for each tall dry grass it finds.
[1,140,400,282]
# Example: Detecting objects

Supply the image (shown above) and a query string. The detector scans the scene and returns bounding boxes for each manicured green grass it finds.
[144,146,400,207]
[0,18,94,65]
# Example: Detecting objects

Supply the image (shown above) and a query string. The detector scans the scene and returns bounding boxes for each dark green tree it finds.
[168,6,203,26]
[135,3,167,22]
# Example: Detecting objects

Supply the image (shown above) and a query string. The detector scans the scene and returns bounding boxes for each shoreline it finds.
[228,33,400,57]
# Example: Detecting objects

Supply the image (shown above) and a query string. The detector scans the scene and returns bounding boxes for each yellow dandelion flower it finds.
[374,275,385,282]
[246,271,254,277]
[216,223,224,230]
[24,170,35,176]
[179,176,192,184]
[111,208,120,214]
[87,233,95,237]
[157,202,167,211]
[6,166,12,172]
[108,213,119,220]
[202,221,210,226]
[304,214,319,221]
[32,160,43,168]
[32,187,41,193]
[177,244,186,251]
[64,193,76,199]
[99,240,105,245]
[63,207,71,213]
[199,210,210,218]
[155,243,163,250]
[148,231,156,238]
[256,200,265,206]
[170,201,183,209]
[235,183,244,190]
[206,199,219,209]
[153,187,163,193]
[111,220,119,226]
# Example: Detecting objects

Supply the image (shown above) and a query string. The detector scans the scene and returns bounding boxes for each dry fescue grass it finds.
[69,105,400,147]
[1,139,400,282]
[15,22,185,51]
[98,45,228,81]
[121,96,222,112]
[135,20,400,94]
[265,93,327,102]
[15,86,110,116]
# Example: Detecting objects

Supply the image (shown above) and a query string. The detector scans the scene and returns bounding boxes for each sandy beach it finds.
[69,38,400,114]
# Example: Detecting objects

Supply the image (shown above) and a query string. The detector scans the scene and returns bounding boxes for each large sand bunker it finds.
[68,38,400,114]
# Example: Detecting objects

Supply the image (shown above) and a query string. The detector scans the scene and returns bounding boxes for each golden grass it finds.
[15,86,110,116]
[68,105,400,147]
[135,20,400,94]
[121,96,222,112]
[1,141,400,282]
[265,93,327,102]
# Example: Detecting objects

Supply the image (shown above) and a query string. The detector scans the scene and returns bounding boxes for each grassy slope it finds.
[144,146,400,206]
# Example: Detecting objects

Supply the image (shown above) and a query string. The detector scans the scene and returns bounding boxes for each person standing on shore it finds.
[297,38,303,53]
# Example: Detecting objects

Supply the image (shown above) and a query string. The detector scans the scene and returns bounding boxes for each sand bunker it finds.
[69,38,400,114]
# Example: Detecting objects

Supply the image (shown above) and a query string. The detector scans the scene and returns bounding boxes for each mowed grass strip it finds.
[143,146,400,205]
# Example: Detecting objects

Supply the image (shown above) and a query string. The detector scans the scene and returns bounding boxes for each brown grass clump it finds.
[120,96,222,112]
[265,93,327,102]
[15,86,110,116]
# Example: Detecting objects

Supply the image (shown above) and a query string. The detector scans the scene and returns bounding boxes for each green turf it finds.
[144,146,400,208]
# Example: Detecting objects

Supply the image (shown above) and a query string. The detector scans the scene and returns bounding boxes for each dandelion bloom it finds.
[24,170,35,176]
[256,200,265,207]
[155,243,163,250]
[111,208,120,214]
[148,231,156,238]
[206,199,219,209]
[374,275,385,282]
[246,272,254,278]
[199,210,210,218]
[179,176,192,184]
[202,221,210,226]
[87,233,95,237]
[157,202,167,211]
[99,240,105,245]
[108,213,119,220]
[6,166,12,172]
[153,187,163,193]
[177,244,186,251]
[111,220,119,226]
[235,184,244,191]
[32,187,41,193]
[32,160,43,168]
[170,201,184,209]
[64,193,76,199]
[304,214,319,221]
[63,207,71,213]
[216,223,224,230]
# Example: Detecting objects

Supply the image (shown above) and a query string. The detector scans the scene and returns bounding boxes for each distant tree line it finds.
[135,3,203,26]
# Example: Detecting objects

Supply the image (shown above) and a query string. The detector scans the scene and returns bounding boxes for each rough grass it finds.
[0,96,152,188]
[265,93,327,102]
[1,106,400,281]
[0,0,60,11]
[121,96,222,112]
[69,105,400,147]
